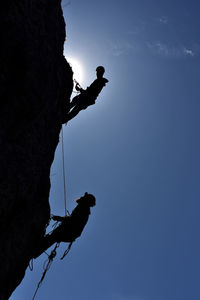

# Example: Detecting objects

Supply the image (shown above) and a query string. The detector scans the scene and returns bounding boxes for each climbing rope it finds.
[61,125,70,216]
[29,259,34,271]
[61,241,73,260]
[32,243,60,300]
[32,240,73,299]
[32,126,72,299]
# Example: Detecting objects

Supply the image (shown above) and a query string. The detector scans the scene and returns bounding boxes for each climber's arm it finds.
[75,82,85,93]
[51,215,66,222]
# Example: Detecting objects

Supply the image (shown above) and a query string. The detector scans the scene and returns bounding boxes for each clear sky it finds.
[12,1,200,300]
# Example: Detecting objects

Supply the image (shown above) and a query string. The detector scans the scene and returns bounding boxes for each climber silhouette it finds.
[66,66,108,122]
[33,192,96,258]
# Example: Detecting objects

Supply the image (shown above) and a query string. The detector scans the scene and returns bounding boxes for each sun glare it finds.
[66,57,84,85]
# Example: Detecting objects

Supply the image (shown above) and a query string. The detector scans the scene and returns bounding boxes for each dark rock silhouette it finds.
[0,2,107,299]
[66,66,109,121]
[33,193,96,258]
[0,1,73,299]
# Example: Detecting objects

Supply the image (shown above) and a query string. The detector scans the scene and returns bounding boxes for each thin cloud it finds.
[148,42,170,56]
[109,41,135,56]
[127,21,147,36]
[156,16,169,24]
[62,1,71,8]
[147,42,196,58]
[183,48,195,57]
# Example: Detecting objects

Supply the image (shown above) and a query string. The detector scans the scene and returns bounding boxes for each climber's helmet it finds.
[76,192,96,207]
[96,66,105,78]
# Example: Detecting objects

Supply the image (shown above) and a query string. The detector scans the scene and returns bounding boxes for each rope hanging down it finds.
[32,125,73,300]
[61,126,69,216]
[61,241,73,260]
[60,128,74,258]
[32,243,60,300]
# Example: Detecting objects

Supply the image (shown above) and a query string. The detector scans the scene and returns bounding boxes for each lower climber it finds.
[33,192,96,258]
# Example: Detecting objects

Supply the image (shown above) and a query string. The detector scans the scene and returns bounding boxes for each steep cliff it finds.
[0,1,73,299]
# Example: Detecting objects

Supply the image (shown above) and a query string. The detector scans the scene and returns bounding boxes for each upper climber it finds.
[65,66,109,122]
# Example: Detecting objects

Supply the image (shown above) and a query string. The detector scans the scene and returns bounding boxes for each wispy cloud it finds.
[156,16,169,24]
[62,0,71,8]
[127,21,147,36]
[147,42,196,58]
[183,47,195,56]
[108,40,197,59]
[109,41,135,56]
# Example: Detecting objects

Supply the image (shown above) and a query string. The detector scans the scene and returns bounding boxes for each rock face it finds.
[0,1,73,298]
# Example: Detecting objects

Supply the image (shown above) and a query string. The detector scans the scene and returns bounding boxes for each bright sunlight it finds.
[66,57,84,85]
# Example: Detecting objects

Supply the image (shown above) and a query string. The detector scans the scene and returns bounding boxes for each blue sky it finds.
[12,1,200,299]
